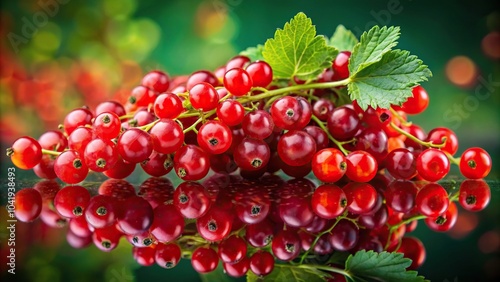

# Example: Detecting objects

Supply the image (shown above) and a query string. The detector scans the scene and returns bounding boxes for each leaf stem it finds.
[297,264,353,280]
[389,108,412,127]
[41,149,61,156]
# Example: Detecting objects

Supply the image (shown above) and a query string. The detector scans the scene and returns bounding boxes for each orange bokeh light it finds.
[445,56,478,88]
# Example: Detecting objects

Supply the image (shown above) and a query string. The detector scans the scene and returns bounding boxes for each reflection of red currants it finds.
[14,188,42,222]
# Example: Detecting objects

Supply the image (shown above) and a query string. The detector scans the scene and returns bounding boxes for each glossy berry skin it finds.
[173,182,211,219]
[38,130,68,152]
[84,194,117,228]
[218,235,247,263]
[142,70,170,93]
[332,51,351,81]
[385,148,417,179]
[174,145,210,181]
[197,121,232,154]
[345,151,378,182]
[249,250,274,276]
[415,183,449,217]
[242,110,275,140]
[329,219,359,251]
[196,206,233,242]
[103,157,136,179]
[279,195,315,227]
[63,107,93,135]
[140,151,173,177]
[234,137,270,171]
[154,93,183,119]
[192,247,219,273]
[92,225,122,252]
[303,126,329,151]
[272,229,301,261]
[223,257,250,278]
[186,70,219,90]
[400,85,429,115]
[311,148,347,183]
[129,85,157,107]
[93,112,121,140]
[312,99,335,121]
[155,243,182,269]
[245,219,274,248]
[416,148,450,182]
[216,100,245,126]
[118,128,153,163]
[327,106,361,141]
[355,128,388,163]
[7,136,42,169]
[458,179,491,212]
[54,150,88,184]
[426,127,458,155]
[246,61,273,88]
[396,237,426,270]
[384,181,418,214]
[459,147,492,179]
[133,246,156,266]
[68,127,93,157]
[54,185,91,218]
[95,101,126,117]
[14,188,42,222]
[277,130,317,167]
[116,196,153,236]
[150,119,184,154]
[226,55,251,70]
[425,202,458,232]
[311,184,347,219]
[292,97,313,130]
[84,138,119,172]
[189,82,219,111]
[271,96,301,130]
[151,204,184,242]
[224,68,253,96]
[343,182,378,215]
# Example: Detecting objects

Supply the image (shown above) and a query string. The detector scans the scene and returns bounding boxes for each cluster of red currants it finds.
[6,52,493,184]
[14,174,491,278]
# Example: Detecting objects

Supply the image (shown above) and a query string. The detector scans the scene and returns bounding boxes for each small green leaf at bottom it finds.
[240,44,265,61]
[345,250,428,282]
[247,264,327,282]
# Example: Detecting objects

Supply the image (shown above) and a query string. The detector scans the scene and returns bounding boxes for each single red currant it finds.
[459,147,492,179]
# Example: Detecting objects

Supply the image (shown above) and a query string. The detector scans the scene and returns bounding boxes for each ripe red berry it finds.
[196,206,233,242]
[197,120,233,154]
[151,204,184,242]
[246,61,273,88]
[345,150,378,182]
[416,148,450,182]
[14,188,42,222]
[311,148,347,183]
[311,184,347,219]
[63,107,93,135]
[327,106,361,141]
[174,145,210,181]
[117,128,153,163]
[54,150,88,184]
[425,202,458,232]
[396,237,426,270]
[84,138,119,172]
[458,179,491,212]
[154,93,184,119]
[7,136,43,169]
[415,183,449,217]
[426,127,458,155]
[155,243,181,269]
[191,246,219,273]
[54,185,91,218]
[399,85,429,115]
[93,112,121,140]
[216,100,245,126]
[142,70,170,93]
[277,130,317,167]
[149,119,184,154]
[189,82,219,111]
[242,110,275,140]
[233,137,270,171]
[224,68,253,96]
[385,148,417,180]
[249,250,274,276]
[459,147,492,179]
[218,235,247,263]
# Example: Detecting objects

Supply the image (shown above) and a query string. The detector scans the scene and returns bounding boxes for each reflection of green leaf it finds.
[347,49,432,110]
[247,264,327,282]
[262,12,338,80]
[345,250,427,282]
[240,44,265,61]
[200,264,234,282]
[329,25,358,52]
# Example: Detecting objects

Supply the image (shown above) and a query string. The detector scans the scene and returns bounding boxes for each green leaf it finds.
[262,12,338,80]
[247,265,327,282]
[200,264,234,282]
[329,25,358,52]
[240,44,265,61]
[345,250,428,282]
[349,26,400,74]
[347,49,432,110]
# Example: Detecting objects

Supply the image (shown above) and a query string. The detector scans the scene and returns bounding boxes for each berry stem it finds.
[296,264,352,280]
[389,108,412,127]
[384,214,427,250]
[311,115,350,155]
[389,122,446,149]
[445,152,460,166]
[41,149,62,156]
[119,114,135,120]
[138,120,160,132]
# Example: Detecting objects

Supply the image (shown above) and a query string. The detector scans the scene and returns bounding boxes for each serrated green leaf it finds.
[345,250,428,282]
[329,25,358,52]
[349,26,400,74]
[262,12,338,80]
[347,49,432,110]
[247,264,327,282]
[240,44,265,61]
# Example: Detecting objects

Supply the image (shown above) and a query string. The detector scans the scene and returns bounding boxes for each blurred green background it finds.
[0,0,499,281]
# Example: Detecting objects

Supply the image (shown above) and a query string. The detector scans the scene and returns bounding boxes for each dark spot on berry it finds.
[128,119,138,127]
[56,218,67,227]
[286,109,295,118]
[96,206,107,216]
[165,261,174,269]
[208,220,217,232]
[251,205,261,216]
[466,195,477,205]
[320,106,328,115]
[380,112,390,122]
[340,198,348,208]
[251,158,263,168]
[209,138,219,146]
[285,243,295,253]
[102,240,112,249]
[164,156,173,169]
[264,235,272,246]
[73,159,83,169]
[102,114,111,124]
[133,237,139,244]
[177,168,187,178]
[128,96,137,104]
[468,160,477,169]
[73,206,83,216]
[435,216,447,225]
[143,238,153,246]
[96,158,107,168]
[179,194,188,204]
[340,161,347,171]
[6,148,14,157]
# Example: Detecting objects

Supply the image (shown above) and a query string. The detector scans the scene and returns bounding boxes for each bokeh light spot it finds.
[448,212,478,239]
[478,230,500,254]
[482,31,500,60]
[445,56,478,88]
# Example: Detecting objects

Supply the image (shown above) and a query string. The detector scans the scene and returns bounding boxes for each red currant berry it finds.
[332,51,351,81]
[385,148,417,179]
[196,206,233,242]
[93,112,121,140]
[7,136,42,169]
[311,148,347,183]
[54,185,91,218]
[154,93,184,119]
[249,250,274,276]
[117,196,154,235]
[174,145,210,180]
[458,179,491,212]
[329,219,359,251]
[327,106,361,141]
[396,237,426,270]
[85,194,117,229]
[103,156,136,179]
[218,235,247,263]
[92,224,123,252]
[224,68,253,96]
[95,101,126,117]
[38,130,68,152]
[223,257,250,278]
[425,201,458,232]
[14,188,42,222]
[226,55,251,69]
[277,130,317,166]
[133,246,156,266]
[68,127,93,157]
[63,107,93,135]
[459,147,492,179]
[54,150,88,184]
[245,218,274,248]
[140,151,174,177]
[197,120,232,154]
[246,61,273,88]
[384,180,418,213]
[84,138,119,172]
[150,119,184,154]
[311,184,347,219]
[117,128,153,163]
[272,229,301,261]
[151,204,185,242]
[155,243,181,269]
[233,137,270,171]
[355,127,389,163]
[129,85,157,107]
[416,148,450,182]
[343,182,378,214]
[426,127,458,155]
[345,150,378,182]
[142,70,170,93]
[189,82,219,111]
[312,98,335,121]
[192,246,219,273]
[271,96,301,130]
[186,70,219,90]
[216,100,245,126]
[173,182,211,219]
[415,183,449,217]
[400,85,429,115]
[242,110,275,140]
